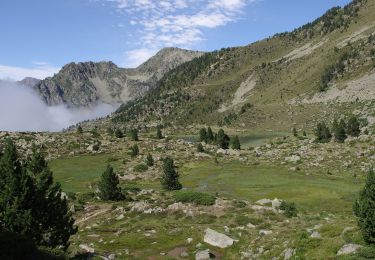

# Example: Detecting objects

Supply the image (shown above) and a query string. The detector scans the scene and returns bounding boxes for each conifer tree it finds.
[231,136,241,150]
[199,128,207,142]
[130,128,139,141]
[292,128,298,137]
[145,153,154,167]
[354,167,375,244]
[97,165,123,201]
[115,129,124,138]
[160,157,182,191]
[207,127,214,143]
[77,125,83,134]
[130,144,139,158]
[217,129,230,149]
[333,119,347,143]
[156,127,163,139]
[347,116,361,137]
[314,122,332,143]
[197,143,204,152]
[0,140,77,249]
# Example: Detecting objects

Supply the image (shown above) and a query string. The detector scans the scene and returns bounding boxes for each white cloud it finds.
[0,63,60,81]
[124,48,158,67]
[104,0,256,67]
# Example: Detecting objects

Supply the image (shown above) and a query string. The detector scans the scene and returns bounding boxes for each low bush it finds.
[174,190,216,206]
[134,164,148,172]
[280,201,298,218]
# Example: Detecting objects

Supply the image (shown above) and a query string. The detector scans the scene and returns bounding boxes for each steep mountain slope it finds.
[17,77,41,88]
[34,48,203,107]
[112,0,375,132]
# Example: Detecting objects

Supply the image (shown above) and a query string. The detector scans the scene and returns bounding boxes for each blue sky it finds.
[0,0,352,80]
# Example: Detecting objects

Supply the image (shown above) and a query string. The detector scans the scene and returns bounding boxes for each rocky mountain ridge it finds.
[34,48,203,107]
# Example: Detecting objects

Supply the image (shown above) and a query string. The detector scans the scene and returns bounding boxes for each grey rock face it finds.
[34,48,203,107]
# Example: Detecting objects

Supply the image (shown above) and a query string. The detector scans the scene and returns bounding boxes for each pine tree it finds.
[77,125,83,134]
[333,119,347,143]
[160,158,182,191]
[347,116,361,137]
[145,153,154,167]
[130,144,139,158]
[199,128,207,142]
[26,145,77,248]
[231,136,241,150]
[130,128,139,141]
[97,165,123,201]
[292,128,298,137]
[91,127,100,138]
[197,143,204,152]
[354,168,375,244]
[115,129,124,138]
[314,122,332,143]
[107,127,114,136]
[0,140,77,249]
[156,127,163,139]
[207,127,214,143]
[217,129,230,149]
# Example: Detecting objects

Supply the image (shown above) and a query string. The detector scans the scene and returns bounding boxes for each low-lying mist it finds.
[0,81,118,132]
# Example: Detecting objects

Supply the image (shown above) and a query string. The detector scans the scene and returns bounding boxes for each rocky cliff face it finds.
[17,77,41,88]
[34,48,203,107]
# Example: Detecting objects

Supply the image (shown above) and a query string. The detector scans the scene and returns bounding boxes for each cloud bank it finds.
[105,0,257,67]
[0,81,117,132]
[0,62,60,81]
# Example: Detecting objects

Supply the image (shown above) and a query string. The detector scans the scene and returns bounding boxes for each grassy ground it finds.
[50,154,121,193]
[181,160,363,214]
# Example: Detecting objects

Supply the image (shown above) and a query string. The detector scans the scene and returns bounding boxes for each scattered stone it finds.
[283,248,296,260]
[259,230,273,236]
[310,231,321,239]
[272,198,282,209]
[116,214,124,220]
[187,238,193,244]
[203,228,235,248]
[195,250,210,260]
[247,223,256,228]
[337,244,362,255]
[285,155,301,163]
[79,244,95,253]
[256,198,273,205]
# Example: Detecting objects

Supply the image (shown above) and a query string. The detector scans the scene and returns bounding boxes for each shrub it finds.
[234,215,251,226]
[130,144,139,158]
[280,201,298,218]
[134,164,148,172]
[174,190,216,206]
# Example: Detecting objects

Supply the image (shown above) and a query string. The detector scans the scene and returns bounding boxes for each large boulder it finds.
[203,228,234,248]
[337,244,362,255]
[195,250,210,260]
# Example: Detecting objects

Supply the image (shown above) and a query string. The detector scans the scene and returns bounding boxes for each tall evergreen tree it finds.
[156,127,163,139]
[97,165,123,201]
[160,158,182,191]
[231,136,241,150]
[347,116,361,137]
[115,129,124,138]
[333,119,347,143]
[130,128,139,141]
[199,128,207,142]
[197,143,204,153]
[207,127,214,143]
[354,168,375,244]
[217,129,230,149]
[130,144,139,158]
[314,122,332,143]
[0,140,77,249]
[145,153,154,167]
[77,125,83,134]
[292,128,298,137]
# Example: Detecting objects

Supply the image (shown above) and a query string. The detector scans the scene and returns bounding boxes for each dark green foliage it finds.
[130,128,139,141]
[76,126,83,134]
[235,215,251,226]
[280,201,298,218]
[114,129,123,138]
[197,143,204,153]
[333,118,347,143]
[134,164,148,173]
[217,129,230,149]
[145,154,154,167]
[161,157,182,191]
[199,128,207,142]
[206,127,214,143]
[130,144,139,158]
[303,130,307,137]
[354,168,375,244]
[156,127,163,139]
[292,128,298,137]
[231,135,241,150]
[347,115,361,137]
[107,127,114,136]
[0,232,39,260]
[314,122,332,143]
[91,127,100,138]
[97,165,123,201]
[0,140,76,249]
[174,190,216,206]
[240,103,253,114]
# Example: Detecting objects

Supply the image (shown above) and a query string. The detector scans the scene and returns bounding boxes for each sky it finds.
[0,0,352,80]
